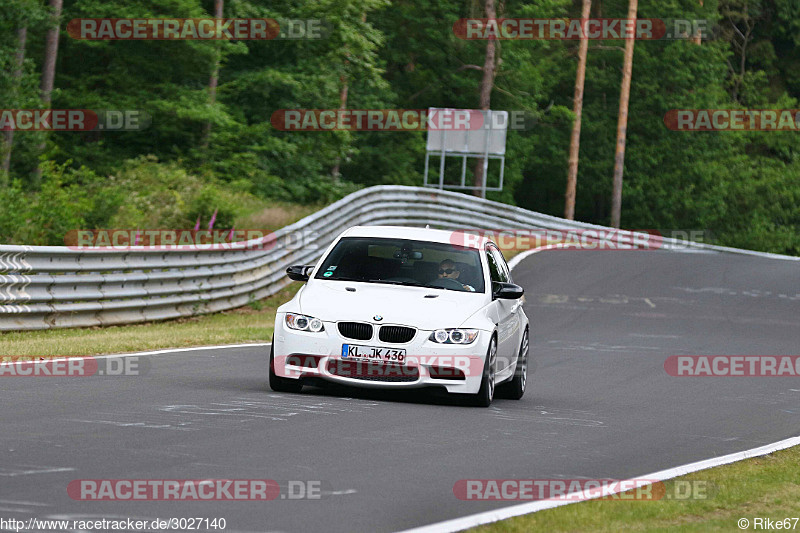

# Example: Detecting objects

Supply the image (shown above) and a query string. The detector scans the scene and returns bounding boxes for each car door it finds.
[485,244,516,372]
[491,245,524,356]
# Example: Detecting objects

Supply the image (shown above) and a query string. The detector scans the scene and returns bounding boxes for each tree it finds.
[0,0,796,254]
[472,0,498,198]
[332,13,368,178]
[609,0,637,229]
[201,0,224,150]
[720,0,764,104]
[1,27,27,180]
[32,0,63,186]
[564,0,592,220]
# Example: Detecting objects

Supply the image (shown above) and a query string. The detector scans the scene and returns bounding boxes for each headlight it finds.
[286,313,325,332]
[429,328,479,344]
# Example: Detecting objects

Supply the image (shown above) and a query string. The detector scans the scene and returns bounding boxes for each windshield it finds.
[314,237,485,293]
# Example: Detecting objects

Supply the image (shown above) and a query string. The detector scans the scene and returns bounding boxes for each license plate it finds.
[341,344,406,363]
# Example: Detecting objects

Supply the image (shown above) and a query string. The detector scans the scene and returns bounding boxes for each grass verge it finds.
[234,202,322,233]
[0,285,301,357]
[470,445,800,533]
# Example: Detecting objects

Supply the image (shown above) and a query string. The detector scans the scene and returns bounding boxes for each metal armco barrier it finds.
[0,185,795,330]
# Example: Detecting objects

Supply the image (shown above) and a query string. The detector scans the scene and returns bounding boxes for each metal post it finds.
[481,111,490,199]
[438,123,446,190]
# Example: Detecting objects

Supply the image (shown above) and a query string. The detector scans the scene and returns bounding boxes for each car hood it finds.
[298,281,486,329]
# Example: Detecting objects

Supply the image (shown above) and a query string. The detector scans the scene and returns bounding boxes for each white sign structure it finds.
[423,108,508,198]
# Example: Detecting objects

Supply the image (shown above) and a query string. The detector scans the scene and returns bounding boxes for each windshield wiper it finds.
[321,276,430,289]
[367,279,425,287]
[322,275,369,282]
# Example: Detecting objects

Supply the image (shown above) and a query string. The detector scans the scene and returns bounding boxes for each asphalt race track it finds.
[1,249,799,532]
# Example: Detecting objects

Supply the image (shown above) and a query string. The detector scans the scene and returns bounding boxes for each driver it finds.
[438,259,475,292]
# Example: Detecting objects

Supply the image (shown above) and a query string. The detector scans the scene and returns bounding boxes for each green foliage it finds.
[0,156,284,245]
[1,0,798,254]
[0,161,94,245]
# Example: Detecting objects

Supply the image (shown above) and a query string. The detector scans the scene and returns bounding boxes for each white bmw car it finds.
[270,226,529,406]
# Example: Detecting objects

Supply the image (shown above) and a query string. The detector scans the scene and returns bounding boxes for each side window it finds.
[485,246,504,283]
[487,245,510,283]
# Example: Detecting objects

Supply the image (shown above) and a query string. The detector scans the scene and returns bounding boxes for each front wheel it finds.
[497,328,528,400]
[465,336,497,407]
[269,341,303,393]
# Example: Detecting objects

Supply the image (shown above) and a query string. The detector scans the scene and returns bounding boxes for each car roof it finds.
[340,225,491,249]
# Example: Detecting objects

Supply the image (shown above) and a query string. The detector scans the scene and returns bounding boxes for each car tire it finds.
[497,328,528,400]
[269,340,303,393]
[466,335,497,407]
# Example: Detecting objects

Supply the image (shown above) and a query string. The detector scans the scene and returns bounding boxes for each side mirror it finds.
[492,282,524,300]
[286,265,313,282]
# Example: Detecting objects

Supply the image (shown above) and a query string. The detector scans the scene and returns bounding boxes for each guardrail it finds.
[0,185,795,330]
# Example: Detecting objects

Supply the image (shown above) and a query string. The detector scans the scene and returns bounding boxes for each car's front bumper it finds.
[272,315,490,394]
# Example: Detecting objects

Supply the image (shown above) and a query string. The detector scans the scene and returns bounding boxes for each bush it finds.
[0,156,282,245]
[105,156,261,231]
[0,161,94,246]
